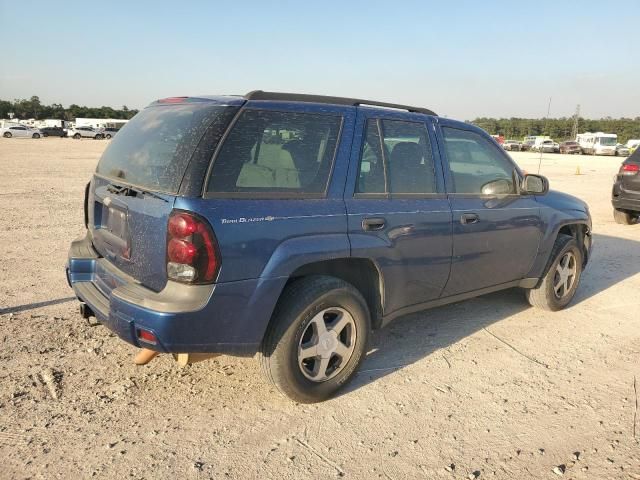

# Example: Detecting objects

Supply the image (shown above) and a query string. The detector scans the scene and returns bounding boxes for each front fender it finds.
[525,207,590,279]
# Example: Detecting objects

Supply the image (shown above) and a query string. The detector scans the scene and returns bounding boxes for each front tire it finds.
[525,234,583,311]
[73,133,81,139]
[613,208,638,225]
[261,276,370,403]
[32,133,40,139]
[3,132,12,138]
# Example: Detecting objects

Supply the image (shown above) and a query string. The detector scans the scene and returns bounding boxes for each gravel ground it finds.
[0,138,639,480]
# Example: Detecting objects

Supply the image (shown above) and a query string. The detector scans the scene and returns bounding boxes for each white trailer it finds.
[576,132,617,156]
[42,119,70,128]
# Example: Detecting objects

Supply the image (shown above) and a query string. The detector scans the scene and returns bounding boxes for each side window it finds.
[207,110,342,195]
[381,120,436,194]
[355,119,436,195]
[442,127,516,194]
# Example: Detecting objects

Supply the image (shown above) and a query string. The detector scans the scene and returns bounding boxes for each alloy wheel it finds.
[298,307,357,382]
[553,252,577,299]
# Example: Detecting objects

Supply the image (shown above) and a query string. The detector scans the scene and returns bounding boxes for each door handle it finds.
[362,217,386,231]
[460,213,479,225]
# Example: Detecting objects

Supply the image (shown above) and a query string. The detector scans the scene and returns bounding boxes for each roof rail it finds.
[244,90,437,116]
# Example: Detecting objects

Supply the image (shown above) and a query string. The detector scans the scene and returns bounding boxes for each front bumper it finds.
[67,234,285,355]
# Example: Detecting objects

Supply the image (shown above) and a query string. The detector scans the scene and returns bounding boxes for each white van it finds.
[576,132,617,155]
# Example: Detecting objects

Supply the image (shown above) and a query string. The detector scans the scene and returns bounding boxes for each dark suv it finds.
[612,148,640,224]
[67,91,592,402]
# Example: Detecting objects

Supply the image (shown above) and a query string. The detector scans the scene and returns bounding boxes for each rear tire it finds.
[106,134,112,139]
[525,234,583,311]
[613,209,638,225]
[260,276,370,403]
[73,133,81,139]
[32,133,40,139]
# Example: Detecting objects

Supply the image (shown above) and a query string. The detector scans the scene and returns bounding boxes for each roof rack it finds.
[244,90,437,116]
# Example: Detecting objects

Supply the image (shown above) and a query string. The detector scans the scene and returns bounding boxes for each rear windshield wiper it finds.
[106,183,168,202]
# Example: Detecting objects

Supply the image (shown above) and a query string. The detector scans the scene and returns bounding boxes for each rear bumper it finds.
[67,234,285,355]
[612,182,640,213]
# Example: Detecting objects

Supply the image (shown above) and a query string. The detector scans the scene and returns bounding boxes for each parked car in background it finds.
[612,148,640,224]
[626,140,640,154]
[101,127,119,139]
[503,139,522,151]
[67,91,592,403]
[40,126,67,137]
[68,126,104,139]
[615,144,630,156]
[559,141,581,154]
[1,125,42,138]
[533,139,559,153]
[521,139,535,151]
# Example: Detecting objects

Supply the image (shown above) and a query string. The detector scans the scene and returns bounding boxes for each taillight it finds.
[621,163,639,175]
[166,211,220,284]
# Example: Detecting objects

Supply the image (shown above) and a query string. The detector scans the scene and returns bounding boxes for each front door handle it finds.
[460,213,479,225]
[362,217,386,231]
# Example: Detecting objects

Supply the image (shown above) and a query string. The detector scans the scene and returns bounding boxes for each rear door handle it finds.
[460,213,479,225]
[362,217,386,231]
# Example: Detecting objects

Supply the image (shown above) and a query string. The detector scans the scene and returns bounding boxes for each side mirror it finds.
[481,178,513,195]
[521,174,549,195]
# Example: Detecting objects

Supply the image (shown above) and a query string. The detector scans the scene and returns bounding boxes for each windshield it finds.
[599,137,617,146]
[96,103,237,193]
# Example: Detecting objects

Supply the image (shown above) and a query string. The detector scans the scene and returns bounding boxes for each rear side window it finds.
[97,103,237,193]
[207,110,342,196]
[356,119,436,194]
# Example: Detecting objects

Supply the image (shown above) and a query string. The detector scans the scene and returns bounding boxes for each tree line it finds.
[470,116,640,144]
[0,96,139,121]
[3,96,639,143]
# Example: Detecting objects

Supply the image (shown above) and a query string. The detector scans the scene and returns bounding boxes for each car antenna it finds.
[538,96,552,174]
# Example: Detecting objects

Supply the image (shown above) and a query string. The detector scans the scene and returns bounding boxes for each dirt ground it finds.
[0,138,638,480]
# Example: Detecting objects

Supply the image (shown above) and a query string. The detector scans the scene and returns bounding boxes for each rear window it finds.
[96,103,237,193]
[206,110,342,196]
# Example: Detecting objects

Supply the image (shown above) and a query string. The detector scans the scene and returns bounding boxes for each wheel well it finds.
[557,224,590,266]
[287,258,384,329]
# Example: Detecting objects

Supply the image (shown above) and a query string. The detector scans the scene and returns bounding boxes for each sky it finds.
[1,0,638,120]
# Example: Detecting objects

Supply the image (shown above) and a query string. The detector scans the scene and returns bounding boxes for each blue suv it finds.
[67,91,592,402]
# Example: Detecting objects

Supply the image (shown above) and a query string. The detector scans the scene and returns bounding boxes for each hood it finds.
[538,190,589,214]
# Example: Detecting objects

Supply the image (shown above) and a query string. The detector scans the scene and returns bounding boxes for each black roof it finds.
[244,90,437,116]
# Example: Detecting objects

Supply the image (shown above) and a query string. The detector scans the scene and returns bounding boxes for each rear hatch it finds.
[88,98,240,292]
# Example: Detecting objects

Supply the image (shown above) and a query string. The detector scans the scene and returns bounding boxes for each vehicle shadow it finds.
[342,289,529,394]
[341,232,640,395]
[0,297,76,315]
[572,232,640,304]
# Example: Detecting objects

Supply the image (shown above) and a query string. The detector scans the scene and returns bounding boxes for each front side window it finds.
[356,119,436,194]
[442,127,516,195]
[207,110,342,195]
